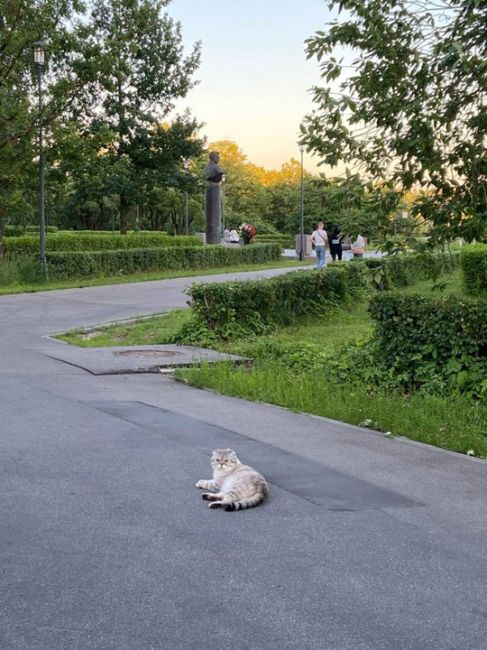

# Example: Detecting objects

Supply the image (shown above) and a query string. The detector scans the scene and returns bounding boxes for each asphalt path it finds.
[1,267,486,650]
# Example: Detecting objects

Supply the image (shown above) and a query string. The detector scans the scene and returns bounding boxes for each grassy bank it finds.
[58,267,487,457]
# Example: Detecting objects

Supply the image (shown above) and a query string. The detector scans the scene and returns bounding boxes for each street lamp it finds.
[33,40,47,275]
[299,144,305,261]
[183,159,190,235]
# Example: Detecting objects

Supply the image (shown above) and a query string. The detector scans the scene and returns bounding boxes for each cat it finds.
[195,448,268,511]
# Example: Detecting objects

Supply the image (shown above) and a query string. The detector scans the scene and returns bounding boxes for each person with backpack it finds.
[329,224,343,261]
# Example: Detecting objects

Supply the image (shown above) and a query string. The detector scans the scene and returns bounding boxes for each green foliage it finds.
[44,243,282,280]
[254,234,294,247]
[301,0,487,243]
[181,263,367,340]
[460,244,487,293]
[4,233,201,256]
[364,293,487,397]
[364,252,459,291]
[0,256,49,285]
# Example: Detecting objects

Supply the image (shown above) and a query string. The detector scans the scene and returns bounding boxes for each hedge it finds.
[460,244,487,293]
[4,232,201,256]
[369,293,487,395]
[56,230,168,236]
[363,251,459,290]
[45,243,282,280]
[184,263,366,338]
[254,234,294,248]
[4,225,58,237]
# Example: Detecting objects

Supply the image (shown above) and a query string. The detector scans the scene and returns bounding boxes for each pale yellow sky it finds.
[170,0,334,173]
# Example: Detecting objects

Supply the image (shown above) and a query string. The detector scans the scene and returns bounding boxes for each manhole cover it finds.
[114,349,179,359]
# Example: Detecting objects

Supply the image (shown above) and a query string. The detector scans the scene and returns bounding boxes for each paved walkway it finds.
[1,267,486,650]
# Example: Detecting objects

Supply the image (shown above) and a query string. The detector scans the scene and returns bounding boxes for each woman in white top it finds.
[351,234,365,258]
[311,221,328,269]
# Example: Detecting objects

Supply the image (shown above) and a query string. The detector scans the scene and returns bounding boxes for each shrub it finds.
[367,293,487,396]
[364,251,459,291]
[4,225,59,237]
[254,234,294,248]
[45,243,282,280]
[3,232,201,256]
[460,244,487,293]
[0,256,49,285]
[181,263,367,340]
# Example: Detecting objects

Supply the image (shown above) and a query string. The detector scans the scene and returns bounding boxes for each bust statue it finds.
[204,151,224,244]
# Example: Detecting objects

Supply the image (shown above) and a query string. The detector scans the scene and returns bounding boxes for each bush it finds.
[364,251,459,290]
[45,243,282,280]
[460,244,487,293]
[0,256,49,285]
[254,234,294,247]
[4,225,58,237]
[181,263,367,340]
[367,293,487,396]
[3,232,201,256]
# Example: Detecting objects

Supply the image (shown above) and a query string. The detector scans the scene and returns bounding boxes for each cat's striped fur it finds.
[196,448,268,511]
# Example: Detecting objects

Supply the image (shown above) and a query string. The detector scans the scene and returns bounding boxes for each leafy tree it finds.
[301,0,487,244]
[0,0,90,256]
[207,140,269,224]
[82,0,201,232]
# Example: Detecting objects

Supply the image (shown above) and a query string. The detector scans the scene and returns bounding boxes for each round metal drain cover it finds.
[114,349,179,359]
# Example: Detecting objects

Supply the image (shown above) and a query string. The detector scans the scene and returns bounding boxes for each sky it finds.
[169,0,332,172]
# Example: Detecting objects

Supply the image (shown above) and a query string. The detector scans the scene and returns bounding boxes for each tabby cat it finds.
[195,448,268,511]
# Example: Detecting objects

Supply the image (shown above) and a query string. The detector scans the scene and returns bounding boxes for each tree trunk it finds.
[0,215,5,260]
[120,192,129,234]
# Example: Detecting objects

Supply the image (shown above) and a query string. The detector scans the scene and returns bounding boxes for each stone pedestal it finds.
[295,234,313,257]
[205,182,221,244]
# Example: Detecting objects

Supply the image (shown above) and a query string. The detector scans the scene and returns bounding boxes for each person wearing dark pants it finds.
[329,224,343,261]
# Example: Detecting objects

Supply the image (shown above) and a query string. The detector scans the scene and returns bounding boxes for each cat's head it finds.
[211,448,240,471]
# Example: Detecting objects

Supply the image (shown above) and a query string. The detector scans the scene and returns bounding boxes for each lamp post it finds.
[33,40,47,275]
[183,159,190,235]
[299,144,305,261]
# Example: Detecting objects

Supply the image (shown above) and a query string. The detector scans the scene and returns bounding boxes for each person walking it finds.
[311,221,328,269]
[329,224,343,261]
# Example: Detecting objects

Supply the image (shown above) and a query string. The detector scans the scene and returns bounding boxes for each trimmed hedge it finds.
[46,243,282,280]
[369,293,487,395]
[184,263,366,338]
[4,233,201,256]
[254,234,294,248]
[57,230,168,236]
[4,225,58,237]
[460,244,487,293]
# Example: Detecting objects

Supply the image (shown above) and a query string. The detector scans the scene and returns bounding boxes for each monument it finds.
[204,151,224,244]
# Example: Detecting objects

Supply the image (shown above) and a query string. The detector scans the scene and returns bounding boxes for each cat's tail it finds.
[225,491,266,511]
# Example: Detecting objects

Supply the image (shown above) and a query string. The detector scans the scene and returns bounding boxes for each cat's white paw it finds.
[195,480,205,489]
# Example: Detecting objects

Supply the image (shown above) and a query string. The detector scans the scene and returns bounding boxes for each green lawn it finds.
[58,309,191,347]
[0,258,311,296]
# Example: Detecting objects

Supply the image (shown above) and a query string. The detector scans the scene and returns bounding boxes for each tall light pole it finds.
[299,144,305,261]
[33,40,47,276]
[183,159,190,235]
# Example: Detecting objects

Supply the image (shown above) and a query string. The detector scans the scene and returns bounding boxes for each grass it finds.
[0,258,311,296]
[178,363,487,457]
[58,309,191,347]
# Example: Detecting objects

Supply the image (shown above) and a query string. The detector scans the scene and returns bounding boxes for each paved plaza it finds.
[1,268,486,650]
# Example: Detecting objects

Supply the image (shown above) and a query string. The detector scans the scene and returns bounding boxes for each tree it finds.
[83,0,201,232]
[300,0,487,244]
[0,0,91,256]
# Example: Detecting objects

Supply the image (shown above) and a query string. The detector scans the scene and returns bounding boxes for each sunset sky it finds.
[170,0,332,172]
